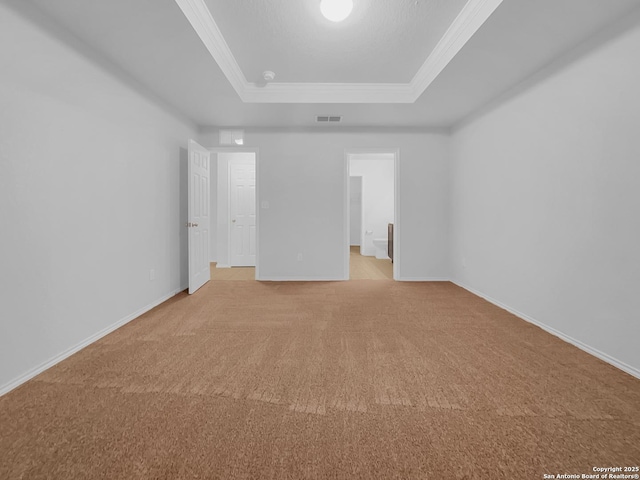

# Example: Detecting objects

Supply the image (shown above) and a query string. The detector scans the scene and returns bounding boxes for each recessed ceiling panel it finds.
[21,0,640,126]
[202,0,468,85]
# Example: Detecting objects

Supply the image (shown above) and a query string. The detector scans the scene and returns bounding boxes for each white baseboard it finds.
[451,280,640,381]
[397,277,450,282]
[258,276,449,282]
[257,276,346,282]
[0,288,183,397]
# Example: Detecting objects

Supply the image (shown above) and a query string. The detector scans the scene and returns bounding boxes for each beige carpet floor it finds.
[1,280,639,479]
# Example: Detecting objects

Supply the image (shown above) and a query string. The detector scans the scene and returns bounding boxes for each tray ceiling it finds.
[18,0,640,127]
[202,0,468,85]
[175,0,503,103]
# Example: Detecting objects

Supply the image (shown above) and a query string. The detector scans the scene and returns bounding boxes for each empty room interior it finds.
[1,0,640,478]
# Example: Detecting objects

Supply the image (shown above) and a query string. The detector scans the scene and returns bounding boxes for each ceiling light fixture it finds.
[320,0,353,22]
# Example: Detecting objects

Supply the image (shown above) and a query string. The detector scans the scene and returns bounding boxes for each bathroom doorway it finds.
[345,150,398,280]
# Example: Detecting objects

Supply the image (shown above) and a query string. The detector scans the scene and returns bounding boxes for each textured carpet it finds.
[1,280,639,479]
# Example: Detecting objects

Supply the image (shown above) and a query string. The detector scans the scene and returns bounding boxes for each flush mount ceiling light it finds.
[320,0,353,22]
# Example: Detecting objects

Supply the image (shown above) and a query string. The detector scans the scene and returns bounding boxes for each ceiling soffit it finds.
[174,0,504,103]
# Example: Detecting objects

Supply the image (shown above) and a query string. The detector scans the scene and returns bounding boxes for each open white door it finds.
[187,140,211,294]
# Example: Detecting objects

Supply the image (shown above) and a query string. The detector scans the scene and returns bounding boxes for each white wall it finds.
[450,21,640,375]
[350,156,395,256]
[0,3,197,393]
[201,129,450,281]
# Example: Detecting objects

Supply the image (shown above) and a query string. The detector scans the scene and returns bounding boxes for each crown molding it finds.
[200,126,450,134]
[175,0,503,104]
[173,0,247,100]
[242,82,416,104]
[410,0,504,98]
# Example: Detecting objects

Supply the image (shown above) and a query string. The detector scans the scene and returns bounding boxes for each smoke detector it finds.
[262,71,276,82]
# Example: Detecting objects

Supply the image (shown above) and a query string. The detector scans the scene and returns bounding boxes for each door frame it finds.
[344,148,400,281]
[207,147,260,279]
[349,175,363,250]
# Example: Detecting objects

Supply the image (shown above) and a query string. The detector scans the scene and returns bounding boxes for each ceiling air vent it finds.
[316,115,342,123]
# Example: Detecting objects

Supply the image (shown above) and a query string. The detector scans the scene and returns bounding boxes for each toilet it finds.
[372,238,389,260]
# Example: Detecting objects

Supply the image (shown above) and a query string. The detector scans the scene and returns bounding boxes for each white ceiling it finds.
[174,0,500,103]
[202,0,468,84]
[22,0,640,128]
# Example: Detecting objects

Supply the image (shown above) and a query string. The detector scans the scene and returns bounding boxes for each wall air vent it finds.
[316,115,342,123]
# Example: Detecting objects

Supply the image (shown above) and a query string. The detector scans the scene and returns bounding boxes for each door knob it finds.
[232,219,236,223]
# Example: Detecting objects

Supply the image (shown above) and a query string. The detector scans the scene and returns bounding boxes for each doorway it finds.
[345,150,398,280]
[209,150,258,277]
[228,156,256,267]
